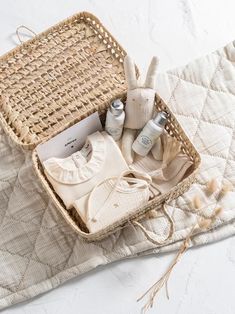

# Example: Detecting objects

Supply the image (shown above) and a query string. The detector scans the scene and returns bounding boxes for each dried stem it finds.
[138,205,223,313]
[138,224,196,313]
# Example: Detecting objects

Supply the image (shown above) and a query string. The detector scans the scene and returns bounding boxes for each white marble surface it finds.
[1,1,235,313]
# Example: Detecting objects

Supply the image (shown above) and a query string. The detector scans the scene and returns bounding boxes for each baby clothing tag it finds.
[36,112,102,162]
[80,142,92,160]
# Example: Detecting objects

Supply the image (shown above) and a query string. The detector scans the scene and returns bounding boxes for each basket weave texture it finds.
[0,12,127,149]
[32,94,200,241]
[0,12,200,241]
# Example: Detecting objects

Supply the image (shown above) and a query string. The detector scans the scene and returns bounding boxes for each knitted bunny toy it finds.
[121,55,159,164]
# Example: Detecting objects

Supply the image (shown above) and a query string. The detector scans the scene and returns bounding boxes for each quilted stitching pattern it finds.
[0,127,158,308]
[0,42,235,310]
[155,42,235,224]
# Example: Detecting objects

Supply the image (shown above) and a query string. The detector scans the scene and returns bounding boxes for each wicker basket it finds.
[0,12,200,241]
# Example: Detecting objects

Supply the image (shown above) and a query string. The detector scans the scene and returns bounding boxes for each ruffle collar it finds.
[43,131,106,184]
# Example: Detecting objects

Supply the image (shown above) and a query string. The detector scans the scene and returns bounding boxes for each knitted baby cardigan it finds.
[73,170,151,232]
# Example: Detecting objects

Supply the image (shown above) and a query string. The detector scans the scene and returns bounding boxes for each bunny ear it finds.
[145,56,159,89]
[124,55,137,89]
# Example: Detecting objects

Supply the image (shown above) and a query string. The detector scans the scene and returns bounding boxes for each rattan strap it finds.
[132,204,174,245]
[16,25,36,44]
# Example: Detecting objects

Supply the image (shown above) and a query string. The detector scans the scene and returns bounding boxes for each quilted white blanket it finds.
[0,41,235,309]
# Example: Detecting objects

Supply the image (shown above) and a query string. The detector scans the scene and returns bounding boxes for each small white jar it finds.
[105,99,125,141]
[132,111,168,156]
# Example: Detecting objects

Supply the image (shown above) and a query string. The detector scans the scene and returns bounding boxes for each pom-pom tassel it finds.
[206,178,218,196]
[192,195,202,211]
[217,184,232,200]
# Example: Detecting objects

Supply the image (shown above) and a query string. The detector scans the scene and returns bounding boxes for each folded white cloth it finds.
[130,152,193,196]
[73,170,151,233]
[43,131,129,209]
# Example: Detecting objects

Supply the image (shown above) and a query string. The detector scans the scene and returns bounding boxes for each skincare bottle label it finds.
[106,126,122,140]
[137,135,153,149]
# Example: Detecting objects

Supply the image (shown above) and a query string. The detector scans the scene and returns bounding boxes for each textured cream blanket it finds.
[0,41,235,309]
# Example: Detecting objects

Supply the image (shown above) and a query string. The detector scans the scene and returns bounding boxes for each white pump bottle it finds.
[105,99,125,141]
[132,111,168,157]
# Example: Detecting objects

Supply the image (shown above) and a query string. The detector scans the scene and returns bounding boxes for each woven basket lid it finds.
[0,12,128,149]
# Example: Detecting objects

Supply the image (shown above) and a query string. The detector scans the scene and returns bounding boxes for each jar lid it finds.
[110,99,124,116]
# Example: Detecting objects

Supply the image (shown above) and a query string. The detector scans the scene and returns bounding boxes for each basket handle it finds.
[132,204,174,246]
[16,25,36,44]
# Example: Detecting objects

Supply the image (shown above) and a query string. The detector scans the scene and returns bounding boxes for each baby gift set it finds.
[32,49,197,240]
[0,11,233,312]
